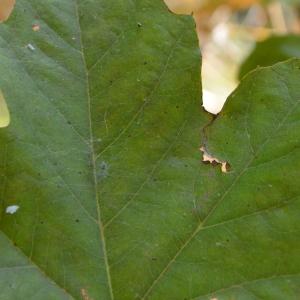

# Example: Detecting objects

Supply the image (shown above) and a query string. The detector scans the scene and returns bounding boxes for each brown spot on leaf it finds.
[32,23,40,31]
[81,288,93,300]
[200,146,229,173]
[0,0,15,23]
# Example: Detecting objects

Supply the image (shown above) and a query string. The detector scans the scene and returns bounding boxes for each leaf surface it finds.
[0,1,300,300]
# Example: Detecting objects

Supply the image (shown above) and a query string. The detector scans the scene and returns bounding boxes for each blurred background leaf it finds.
[239,34,300,78]
[192,0,300,113]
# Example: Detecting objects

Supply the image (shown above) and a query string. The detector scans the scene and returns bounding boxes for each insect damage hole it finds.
[162,0,241,115]
[200,146,230,173]
[6,205,19,214]
[0,90,10,128]
[32,23,40,32]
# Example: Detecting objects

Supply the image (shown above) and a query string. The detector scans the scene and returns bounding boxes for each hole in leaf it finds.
[200,146,230,173]
[0,90,10,128]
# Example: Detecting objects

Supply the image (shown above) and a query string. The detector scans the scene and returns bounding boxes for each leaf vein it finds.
[141,85,300,299]
[73,1,114,299]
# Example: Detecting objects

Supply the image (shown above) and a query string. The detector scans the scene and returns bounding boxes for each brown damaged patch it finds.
[81,288,93,300]
[0,0,15,23]
[200,146,230,173]
[32,23,40,32]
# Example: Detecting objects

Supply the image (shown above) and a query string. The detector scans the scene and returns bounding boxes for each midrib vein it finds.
[74,1,114,299]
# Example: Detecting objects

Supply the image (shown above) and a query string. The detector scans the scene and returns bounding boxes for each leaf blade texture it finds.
[0,1,300,300]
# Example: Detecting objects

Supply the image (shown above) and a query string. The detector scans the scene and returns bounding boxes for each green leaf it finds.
[161,59,300,300]
[239,34,300,79]
[0,1,300,300]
